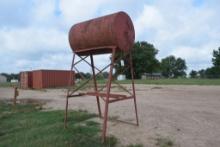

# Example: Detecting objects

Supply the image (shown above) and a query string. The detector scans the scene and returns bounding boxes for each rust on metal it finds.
[32,70,75,89]
[13,86,19,105]
[69,11,135,55]
[90,54,102,118]
[65,11,138,143]
[20,70,75,89]
[20,71,33,89]
[86,92,127,99]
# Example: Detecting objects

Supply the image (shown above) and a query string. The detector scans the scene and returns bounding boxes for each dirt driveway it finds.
[1,85,220,147]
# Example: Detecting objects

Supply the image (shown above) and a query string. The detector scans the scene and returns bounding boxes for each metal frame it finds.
[64,46,139,142]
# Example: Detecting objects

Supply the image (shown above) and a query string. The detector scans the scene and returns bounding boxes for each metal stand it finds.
[13,87,19,106]
[64,46,139,142]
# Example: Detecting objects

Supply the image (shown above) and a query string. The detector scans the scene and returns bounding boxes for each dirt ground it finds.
[1,85,220,147]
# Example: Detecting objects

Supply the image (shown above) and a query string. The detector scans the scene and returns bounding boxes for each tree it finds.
[198,69,206,78]
[84,72,91,79]
[160,56,175,78]
[192,47,220,79]
[173,58,187,77]
[212,47,220,68]
[205,67,220,78]
[161,55,187,78]
[0,73,19,82]
[204,47,220,78]
[115,41,160,79]
[75,72,86,79]
[102,72,109,79]
[189,70,198,78]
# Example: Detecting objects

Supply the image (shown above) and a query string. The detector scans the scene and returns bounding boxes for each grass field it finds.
[1,78,220,89]
[98,78,220,85]
[0,101,119,147]
[0,82,16,87]
[0,101,145,147]
[0,82,18,87]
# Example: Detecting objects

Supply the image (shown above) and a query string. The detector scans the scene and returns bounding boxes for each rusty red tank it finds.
[69,11,135,55]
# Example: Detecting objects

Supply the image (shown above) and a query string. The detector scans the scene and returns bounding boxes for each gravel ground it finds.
[1,85,220,147]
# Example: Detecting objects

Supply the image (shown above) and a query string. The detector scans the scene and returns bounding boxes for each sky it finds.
[0,0,220,73]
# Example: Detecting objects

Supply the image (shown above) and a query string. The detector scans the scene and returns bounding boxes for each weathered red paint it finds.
[32,70,75,89]
[65,49,139,142]
[66,12,138,142]
[69,11,135,55]
[20,71,33,89]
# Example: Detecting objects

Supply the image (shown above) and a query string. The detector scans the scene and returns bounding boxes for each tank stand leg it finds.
[64,96,69,128]
[102,48,116,142]
[90,54,102,118]
[64,53,75,128]
[129,52,139,126]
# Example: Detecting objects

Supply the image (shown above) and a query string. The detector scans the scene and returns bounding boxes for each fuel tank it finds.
[69,11,135,55]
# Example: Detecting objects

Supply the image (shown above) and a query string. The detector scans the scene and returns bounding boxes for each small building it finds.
[117,74,126,81]
[0,74,7,83]
[20,70,75,89]
[142,73,162,80]
[10,79,19,83]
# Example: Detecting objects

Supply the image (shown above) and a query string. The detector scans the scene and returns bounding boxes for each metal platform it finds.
[64,47,139,142]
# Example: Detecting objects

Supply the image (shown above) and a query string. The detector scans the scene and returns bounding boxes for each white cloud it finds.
[0,0,114,73]
[0,0,220,73]
[31,0,57,26]
[13,53,72,72]
[0,27,68,53]
[135,5,165,38]
[0,25,111,73]
[134,0,220,71]
[0,26,70,73]
[59,0,106,27]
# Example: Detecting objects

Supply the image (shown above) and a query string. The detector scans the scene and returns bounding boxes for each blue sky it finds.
[0,0,219,73]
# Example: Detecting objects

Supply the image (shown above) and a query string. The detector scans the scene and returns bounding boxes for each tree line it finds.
[0,73,19,82]
[189,47,220,78]
[76,43,219,79]
[1,42,219,80]
[115,41,220,79]
[115,41,187,79]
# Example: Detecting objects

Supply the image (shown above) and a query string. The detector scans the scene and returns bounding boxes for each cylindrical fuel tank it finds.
[69,11,135,54]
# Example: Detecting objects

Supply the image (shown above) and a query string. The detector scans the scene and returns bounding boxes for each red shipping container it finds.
[20,71,32,89]
[32,70,75,89]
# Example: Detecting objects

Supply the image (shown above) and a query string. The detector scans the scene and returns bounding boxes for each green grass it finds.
[0,100,118,147]
[126,144,144,147]
[155,136,174,147]
[2,79,220,89]
[0,82,18,87]
[97,78,220,85]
